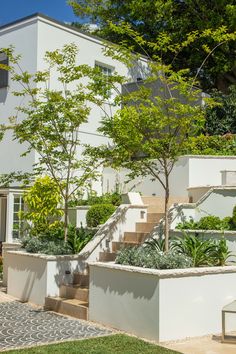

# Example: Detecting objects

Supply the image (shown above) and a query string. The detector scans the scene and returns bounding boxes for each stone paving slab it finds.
[163,334,236,354]
[0,290,16,303]
[0,301,112,351]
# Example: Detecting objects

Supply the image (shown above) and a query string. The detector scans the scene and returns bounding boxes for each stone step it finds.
[112,241,140,252]
[45,297,88,320]
[73,273,89,287]
[142,196,164,205]
[147,213,164,223]
[135,222,157,233]
[147,205,165,213]
[60,285,89,302]
[99,252,117,262]
[123,231,149,243]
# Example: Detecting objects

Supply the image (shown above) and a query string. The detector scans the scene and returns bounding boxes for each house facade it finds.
[1,14,236,245]
[0,13,145,243]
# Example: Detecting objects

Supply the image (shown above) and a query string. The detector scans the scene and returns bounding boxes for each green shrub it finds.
[212,238,233,266]
[22,176,63,236]
[0,256,3,278]
[176,217,198,230]
[40,241,71,255]
[176,215,236,231]
[172,234,233,267]
[86,204,116,227]
[116,234,233,269]
[71,192,122,207]
[196,216,222,230]
[145,237,166,252]
[115,246,192,269]
[232,205,236,228]
[67,225,94,254]
[221,216,234,231]
[181,134,236,156]
[21,224,95,255]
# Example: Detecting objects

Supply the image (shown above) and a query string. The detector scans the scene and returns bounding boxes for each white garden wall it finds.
[103,156,236,198]
[89,262,236,342]
[170,187,236,229]
[80,203,147,262]
[5,251,86,305]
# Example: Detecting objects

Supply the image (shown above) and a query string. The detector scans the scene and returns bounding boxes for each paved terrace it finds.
[0,289,112,351]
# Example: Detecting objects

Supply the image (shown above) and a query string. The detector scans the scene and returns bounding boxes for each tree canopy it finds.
[0,44,122,240]
[70,0,236,93]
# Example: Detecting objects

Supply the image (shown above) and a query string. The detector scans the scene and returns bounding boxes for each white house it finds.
[0,14,236,245]
[0,13,145,243]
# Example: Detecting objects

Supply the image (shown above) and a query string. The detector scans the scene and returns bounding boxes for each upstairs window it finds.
[0,52,9,89]
[95,63,113,77]
[95,62,114,97]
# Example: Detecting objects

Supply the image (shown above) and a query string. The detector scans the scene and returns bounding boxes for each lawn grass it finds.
[6,334,182,353]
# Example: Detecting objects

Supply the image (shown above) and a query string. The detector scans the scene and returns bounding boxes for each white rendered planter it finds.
[89,262,236,342]
[5,251,86,305]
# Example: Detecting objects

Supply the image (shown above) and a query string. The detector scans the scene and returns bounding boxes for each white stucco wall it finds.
[0,14,147,195]
[89,263,236,342]
[103,156,190,197]
[89,264,160,341]
[36,17,143,150]
[159,271,236,341]
[0,18,38,174]
[5,251,85,305]
[170,187,236,229]
[80,204,147,262]
[103,156,236,198]
[188,156,236,188]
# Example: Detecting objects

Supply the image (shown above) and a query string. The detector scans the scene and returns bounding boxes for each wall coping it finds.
[6,250,82,261]
[89,261,236,278]
[171,229,236,235]
[69,204,148,211]
[171,186,236,211]
[181,155,236,160]
[187,185,236,191]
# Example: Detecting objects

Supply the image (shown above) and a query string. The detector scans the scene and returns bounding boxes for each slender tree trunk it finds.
[64,197,69,242]
[164,176,170,252]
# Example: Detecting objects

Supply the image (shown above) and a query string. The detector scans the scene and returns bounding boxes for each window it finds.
[12,195,24,239]
[95,62,114,97]
[0,52,9,89]
[95,63,113,77]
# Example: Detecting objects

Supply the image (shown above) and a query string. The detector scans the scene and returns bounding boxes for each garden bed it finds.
[5,250,86,305]
[170,229,236,262]
[89,262,236,342]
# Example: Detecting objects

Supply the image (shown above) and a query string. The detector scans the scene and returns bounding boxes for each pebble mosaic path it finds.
[0,301,112,351]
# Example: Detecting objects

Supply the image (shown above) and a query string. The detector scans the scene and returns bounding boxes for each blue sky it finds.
[0,0,80,26]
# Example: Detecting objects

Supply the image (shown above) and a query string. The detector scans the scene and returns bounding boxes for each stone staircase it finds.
[44,196,187,320]
[99,196,167,262]
[45,272,89,320]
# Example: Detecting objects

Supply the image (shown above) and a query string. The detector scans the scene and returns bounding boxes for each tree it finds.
[96,65,207,251]
[205,85,236,135]
[70,0,236,92]
[0,44,122,241]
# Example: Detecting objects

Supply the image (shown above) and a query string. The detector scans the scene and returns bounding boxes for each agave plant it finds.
[172,233,217,267]
[212,238,234,266]
[144,237,166,252]
[67,226,93,254]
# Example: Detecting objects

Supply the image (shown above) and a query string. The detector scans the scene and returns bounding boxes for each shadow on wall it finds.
[90,267,158,300]
[0,89,7,103]
[9,256,46,302]
[80,205,129,260]
[54,258,85,287]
